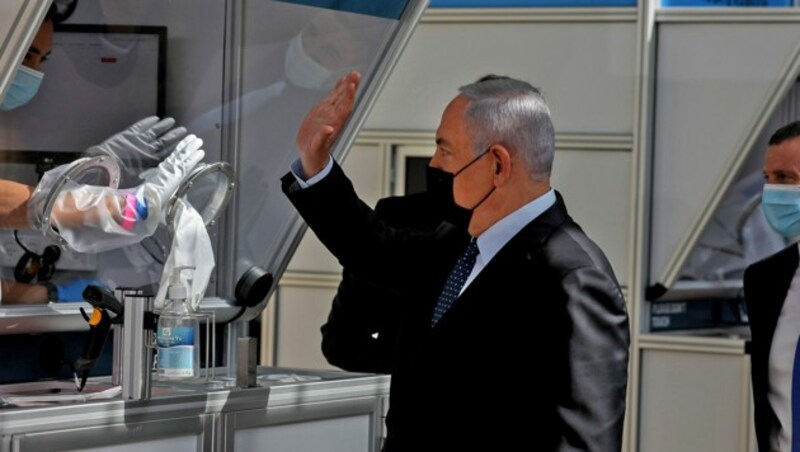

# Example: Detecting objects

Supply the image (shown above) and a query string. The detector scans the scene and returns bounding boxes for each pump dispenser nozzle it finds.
[166,265,194,306]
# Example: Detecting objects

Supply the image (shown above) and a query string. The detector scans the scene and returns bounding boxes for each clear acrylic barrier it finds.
[0,0,426,318]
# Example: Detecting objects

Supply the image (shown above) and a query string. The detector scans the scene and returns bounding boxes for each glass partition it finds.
[0,0,426,330]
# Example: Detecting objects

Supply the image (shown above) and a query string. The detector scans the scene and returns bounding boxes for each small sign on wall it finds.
[661,0,792,6]
[429,0,637,6]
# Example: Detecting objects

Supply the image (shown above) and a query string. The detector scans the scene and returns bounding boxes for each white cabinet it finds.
[9,415,210,452]
[638,337,755,452]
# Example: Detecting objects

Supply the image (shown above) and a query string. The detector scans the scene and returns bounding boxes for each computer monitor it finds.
[0,24,166,163]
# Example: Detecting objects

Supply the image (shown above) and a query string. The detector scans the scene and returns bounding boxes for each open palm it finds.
[295,71,361,178]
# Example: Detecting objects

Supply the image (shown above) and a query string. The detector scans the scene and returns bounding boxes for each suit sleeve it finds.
[281,162,438,287]
[321,268,396,373]
[319,195,423,373]
[556,266,630,452]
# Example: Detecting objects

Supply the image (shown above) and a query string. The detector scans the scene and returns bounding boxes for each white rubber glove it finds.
[41,136,203,253]
[142,134,205,217]
[84,116,188,188]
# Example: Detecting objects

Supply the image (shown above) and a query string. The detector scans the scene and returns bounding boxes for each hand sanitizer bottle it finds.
[156,268,200,379]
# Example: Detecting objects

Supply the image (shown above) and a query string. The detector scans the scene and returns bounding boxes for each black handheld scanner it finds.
[74,285,123,392]
[82,284,124,319]
[74,307,112,391]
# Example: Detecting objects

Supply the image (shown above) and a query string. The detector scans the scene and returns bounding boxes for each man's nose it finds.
[428,154,444,170]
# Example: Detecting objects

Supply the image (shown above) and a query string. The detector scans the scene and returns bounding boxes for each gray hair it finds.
[457,76,555,180]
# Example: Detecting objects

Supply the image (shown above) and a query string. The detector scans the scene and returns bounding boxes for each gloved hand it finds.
[30,136,203,253]
[141,134,205,216]
[44,278,107,303]
[84,116,188,188]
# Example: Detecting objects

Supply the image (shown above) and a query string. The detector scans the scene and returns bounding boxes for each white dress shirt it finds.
[768,243,800,451]
[460,189,555,295]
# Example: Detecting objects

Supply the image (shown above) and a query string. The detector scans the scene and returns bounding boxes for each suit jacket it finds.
[282,163,630,451]
[321,192,467,374]
[744,243,799,452]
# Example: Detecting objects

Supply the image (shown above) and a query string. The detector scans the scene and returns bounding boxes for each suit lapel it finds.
[436,193,572,322]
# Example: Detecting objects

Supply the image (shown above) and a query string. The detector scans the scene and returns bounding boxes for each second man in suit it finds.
[745,121,800,452]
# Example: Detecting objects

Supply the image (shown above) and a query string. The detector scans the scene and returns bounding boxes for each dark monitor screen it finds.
[0,24,166,162]
[404,156,430,195]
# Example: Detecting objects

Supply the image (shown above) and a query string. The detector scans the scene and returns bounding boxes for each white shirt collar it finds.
[475,188,556,267]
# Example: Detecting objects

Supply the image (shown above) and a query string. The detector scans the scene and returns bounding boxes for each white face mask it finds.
[284,32,336,90]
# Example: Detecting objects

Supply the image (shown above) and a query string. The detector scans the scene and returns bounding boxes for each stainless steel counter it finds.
[0,367,390,452]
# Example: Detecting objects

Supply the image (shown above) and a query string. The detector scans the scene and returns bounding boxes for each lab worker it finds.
[0,8,204,304]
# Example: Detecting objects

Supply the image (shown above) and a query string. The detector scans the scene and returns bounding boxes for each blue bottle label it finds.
[158,346,195,377]
[157,325,195,377]
[157,325,195,347]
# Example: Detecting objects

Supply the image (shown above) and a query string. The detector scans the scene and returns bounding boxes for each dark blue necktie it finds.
[431,239,479,327]
[793,337,800,451]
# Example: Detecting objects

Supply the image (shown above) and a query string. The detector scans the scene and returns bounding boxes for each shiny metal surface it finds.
[121,294,153,400]
[0,368,390,452]
[166,161,235,231]
[0,297,242,336]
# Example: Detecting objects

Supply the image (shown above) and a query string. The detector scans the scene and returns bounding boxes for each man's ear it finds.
[490,145,512,182]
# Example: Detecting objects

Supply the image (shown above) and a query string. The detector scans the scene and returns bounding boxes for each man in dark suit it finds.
[320,191,467,373]
[282,71,630,451]
[744,121,800,452]
[321,75,503,374]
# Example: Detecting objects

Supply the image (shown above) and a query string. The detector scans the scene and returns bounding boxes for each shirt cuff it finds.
[290,156,334,189]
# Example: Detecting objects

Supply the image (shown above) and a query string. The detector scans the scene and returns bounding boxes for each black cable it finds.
[13,230,32,254]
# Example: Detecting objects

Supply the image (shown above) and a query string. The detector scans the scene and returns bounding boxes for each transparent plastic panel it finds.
[674,82,800,288]
[0,0,423,314]
[230,0,418,296]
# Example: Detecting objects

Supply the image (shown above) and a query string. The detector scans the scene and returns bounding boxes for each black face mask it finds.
[425,149,496,229]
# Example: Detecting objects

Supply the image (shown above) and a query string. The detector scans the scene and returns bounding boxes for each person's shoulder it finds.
[513,193,617,277]
[744,243,798,280]
[546,221,613,271]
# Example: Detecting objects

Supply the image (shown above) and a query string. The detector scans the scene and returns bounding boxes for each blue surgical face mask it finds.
[762,183,800,239]
[0,65,44,111]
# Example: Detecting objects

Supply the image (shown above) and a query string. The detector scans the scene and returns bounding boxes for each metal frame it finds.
[166,162,236,232]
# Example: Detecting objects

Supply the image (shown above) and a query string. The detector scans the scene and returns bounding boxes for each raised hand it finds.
[295,71,361,179]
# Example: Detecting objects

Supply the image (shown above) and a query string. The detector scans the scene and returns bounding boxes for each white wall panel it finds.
[552,149,631,287]
[275,284,338,370]
[365,21,637,135]
[639,349,752,452]
[651,23,800,284]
